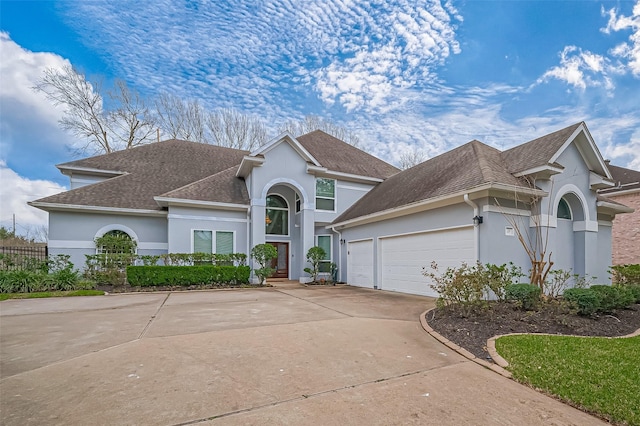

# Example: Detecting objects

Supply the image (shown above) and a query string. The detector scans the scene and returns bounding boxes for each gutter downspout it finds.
[331,226,342,283]
[464,194,480,262]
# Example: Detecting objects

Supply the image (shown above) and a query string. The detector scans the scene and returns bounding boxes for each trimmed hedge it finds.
[126,265,250,287]
[564,285,637,315]
[505,283,541,310]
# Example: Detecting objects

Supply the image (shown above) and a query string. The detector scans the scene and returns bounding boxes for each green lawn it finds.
[0,290,104,301]
[496,334,640,425]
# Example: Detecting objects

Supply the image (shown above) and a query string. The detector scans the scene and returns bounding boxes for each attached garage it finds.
[347,239,374,288]
[379,226,475,297]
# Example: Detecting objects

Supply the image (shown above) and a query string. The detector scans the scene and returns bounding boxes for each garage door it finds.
[380,227,475,297]
[347,239,374,288]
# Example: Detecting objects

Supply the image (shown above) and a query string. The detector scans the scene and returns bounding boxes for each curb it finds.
[421,308,640,375]
[420,308,512,378]
[487,327,640,369]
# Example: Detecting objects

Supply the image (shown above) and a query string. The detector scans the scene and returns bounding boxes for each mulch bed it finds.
[426,301,640,361]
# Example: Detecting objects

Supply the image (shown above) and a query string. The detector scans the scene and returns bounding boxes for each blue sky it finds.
[1,0,639,235]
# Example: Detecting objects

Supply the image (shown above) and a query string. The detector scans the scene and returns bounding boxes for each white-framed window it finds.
[193,230,235,254]
[295,193,301,213]
[266,194,289,235]
[316,178,335,211]
[96,230,137,255]
[316,235,332,272]
[557,198,572,220]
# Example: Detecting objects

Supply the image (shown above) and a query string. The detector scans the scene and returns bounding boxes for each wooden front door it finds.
[269,242,289,278]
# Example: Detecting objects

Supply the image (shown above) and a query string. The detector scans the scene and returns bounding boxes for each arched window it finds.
[96,230,137,254]
[557,198,572,220]
[266,194,288,235]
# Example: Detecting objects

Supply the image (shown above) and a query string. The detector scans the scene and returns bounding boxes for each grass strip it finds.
[496,334,640,425]
[0,290,104,301]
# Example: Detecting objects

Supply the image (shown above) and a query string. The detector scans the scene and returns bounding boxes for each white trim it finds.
[377,223,474,241]
[337,184,370,192]
[597,220,613,227]
[483,205,531,217]
[70,177,103,185]
[589,171,614,190]
[28,202,166,216]
[596,199,634,214]
[259,177,311,207]
[315,177,337,213]
[249,133,321,167]
[347,237,374,244]
[600,187,640,197]
[331,183,546,229]
[307,165,384,184]
[513,164,564,178]
[572,220,599,232]
[57,165,126,177]
[530,214,557,228]
[168,214,248,223]
[552,184,590,222]
[95,224,139,243]
[265,193,290,237]
[191,229,236,254]
[154,197,249,211]
[315,234,333,263]
[47,240,168,251]
[48,240,94,249]
[548,124,612,179]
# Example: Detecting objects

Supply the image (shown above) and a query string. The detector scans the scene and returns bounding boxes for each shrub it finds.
[505,283,541,310]
[304,246,326,282]
[625,285,640,303]
[126,265,250,287]
[423,262,486,315]
[563,288,600,316]
[483,262,523,301]
[590,285,635,313]
[610,264,640,286]
[251,244,277,285]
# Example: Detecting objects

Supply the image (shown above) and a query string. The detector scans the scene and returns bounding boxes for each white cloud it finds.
[537,46,615,91]
[0,161,67,237]
[602,1,640,75]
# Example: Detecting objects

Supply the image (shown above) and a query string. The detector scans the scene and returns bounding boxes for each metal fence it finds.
[0,246,48,271]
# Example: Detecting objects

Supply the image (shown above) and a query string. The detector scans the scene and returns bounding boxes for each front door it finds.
[269,242,289,278]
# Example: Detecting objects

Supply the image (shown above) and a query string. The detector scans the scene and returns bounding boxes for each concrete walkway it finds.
[0,285,605,425]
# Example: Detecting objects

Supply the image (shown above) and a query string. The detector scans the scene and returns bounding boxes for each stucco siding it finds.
[48,211,167,270]
[167,206,248,255]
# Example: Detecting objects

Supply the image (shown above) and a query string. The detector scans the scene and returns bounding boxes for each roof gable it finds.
[502,122,612,180]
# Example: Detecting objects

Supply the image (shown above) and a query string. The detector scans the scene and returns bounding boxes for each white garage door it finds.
[347,239,374,288]
[380,227,475,297]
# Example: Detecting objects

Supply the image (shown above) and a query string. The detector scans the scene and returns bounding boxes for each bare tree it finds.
[278,115,361,147]
[206,107,268,151]
[154,93,206,142]
[398,147,426,169]
[34,65,155,154]
[107,80,156,150]
[496,178,554,290]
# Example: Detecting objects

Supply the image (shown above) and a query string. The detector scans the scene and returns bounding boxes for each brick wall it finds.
[610,191,640,265]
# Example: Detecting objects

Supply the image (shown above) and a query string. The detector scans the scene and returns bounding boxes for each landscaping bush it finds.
[424,262,486,314]
[590,285,635,313]
[563,288,601,316]
[303,246,326,282]
[483,262,523,301]
[505,283,541,310]
[610,264,640,286]
[126,265,250,287]
[251,244,277,285]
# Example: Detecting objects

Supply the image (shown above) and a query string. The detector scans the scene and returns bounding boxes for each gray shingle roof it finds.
[34,140,248,210]
[600,164,640,195]
[297,130,399,179]
[334,140,528,223]
[501,122,582,174]
[160,165,250,205]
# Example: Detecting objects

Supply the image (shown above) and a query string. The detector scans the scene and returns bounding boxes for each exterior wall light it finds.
[473,215,483,225]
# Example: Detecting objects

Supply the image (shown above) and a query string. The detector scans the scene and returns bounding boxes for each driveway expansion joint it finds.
[138,293,171,339]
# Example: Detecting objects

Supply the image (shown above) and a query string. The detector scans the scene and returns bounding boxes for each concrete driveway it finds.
[1,284,604,425]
